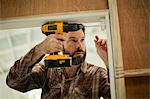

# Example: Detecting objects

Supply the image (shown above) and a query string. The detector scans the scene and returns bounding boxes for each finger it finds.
[101,39,107,45]
[47,34,66,41]
[47,34,56,38]
[101,40,107,50]
[56,40,64,47]
[57,40,64,45]
[104,44,107,48]
[94,39,98,46]
[94,38,102,45]
[95,35,103,44]
[40,67,45,71]
[95,35,99,41]
[32,64,44,73]
[35,64,45,71]
[104,40,107,48]
[38,63,45,68]
[55,45,63,51]
[49,39,63,48]
[99,39,103,45]
[94,40,103,51]
[55,35,66,41]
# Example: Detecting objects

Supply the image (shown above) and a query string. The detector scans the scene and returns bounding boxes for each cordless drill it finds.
[41,21,84,68]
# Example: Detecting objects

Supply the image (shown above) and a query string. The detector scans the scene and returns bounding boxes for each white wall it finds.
[0,72,29,99]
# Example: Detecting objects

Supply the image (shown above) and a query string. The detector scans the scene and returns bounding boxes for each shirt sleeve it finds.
[99,68,111,99]
[6,45,46,92]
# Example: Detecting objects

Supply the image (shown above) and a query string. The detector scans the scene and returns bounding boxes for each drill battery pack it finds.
[44,53,72,68]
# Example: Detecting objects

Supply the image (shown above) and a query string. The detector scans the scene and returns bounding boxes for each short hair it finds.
[65,22,85,33]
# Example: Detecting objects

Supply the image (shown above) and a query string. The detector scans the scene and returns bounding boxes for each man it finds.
[6,23,110,99]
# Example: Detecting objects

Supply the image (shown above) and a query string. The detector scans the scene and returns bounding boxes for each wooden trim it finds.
[125,69,150,77]
[108,0,126,99]
[106,11,117,99]
[0,0,108,18]
[0,10,108,30]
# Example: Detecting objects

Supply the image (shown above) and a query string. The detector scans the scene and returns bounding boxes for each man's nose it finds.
[76,41,83,49]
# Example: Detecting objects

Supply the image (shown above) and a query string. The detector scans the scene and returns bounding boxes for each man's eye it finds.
[69,39,77,42]
[72,40,77,42]
[81,38,85,42]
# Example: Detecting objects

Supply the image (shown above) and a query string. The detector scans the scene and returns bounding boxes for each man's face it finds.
[63,29,86,65]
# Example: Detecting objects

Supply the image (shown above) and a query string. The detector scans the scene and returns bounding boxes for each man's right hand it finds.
[37,34,65,54]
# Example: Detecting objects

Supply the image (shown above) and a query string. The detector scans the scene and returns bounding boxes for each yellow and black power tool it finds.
[41,21,84,68]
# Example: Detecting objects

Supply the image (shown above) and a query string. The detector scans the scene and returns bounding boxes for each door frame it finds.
[0,8,125,99]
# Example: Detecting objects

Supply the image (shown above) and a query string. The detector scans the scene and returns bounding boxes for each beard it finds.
[64,48,86,65]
